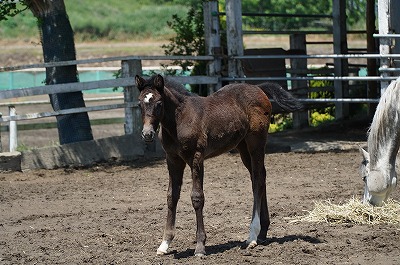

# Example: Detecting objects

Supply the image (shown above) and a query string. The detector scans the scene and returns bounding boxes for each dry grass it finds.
[292,197,400,225]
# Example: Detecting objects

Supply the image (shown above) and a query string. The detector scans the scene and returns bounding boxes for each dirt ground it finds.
[1,139,400,264]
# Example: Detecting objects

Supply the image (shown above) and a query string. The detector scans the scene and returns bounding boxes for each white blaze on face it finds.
[144,93,154,103]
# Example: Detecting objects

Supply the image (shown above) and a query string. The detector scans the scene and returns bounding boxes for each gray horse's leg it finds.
[157,155,186,255]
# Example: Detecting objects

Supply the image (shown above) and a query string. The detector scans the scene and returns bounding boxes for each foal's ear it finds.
[135,75,146,91]
[154,74,165,94]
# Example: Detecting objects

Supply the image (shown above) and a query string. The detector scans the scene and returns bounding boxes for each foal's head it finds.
[135,75,165,142]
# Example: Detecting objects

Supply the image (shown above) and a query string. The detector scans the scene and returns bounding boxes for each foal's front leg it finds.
[191,151,206,256]
[157,155,185,255]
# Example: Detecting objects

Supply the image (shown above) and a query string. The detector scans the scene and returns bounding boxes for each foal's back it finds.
[173,83,272,158]
[183,83,271,116]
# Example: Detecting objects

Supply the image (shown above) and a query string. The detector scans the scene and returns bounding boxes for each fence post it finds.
[390,0,400,76]
[332,0,349,120]
[225,0,244,80]
[9,106,17,152]
[204,0,222,93]
[378,0,391,94]
[366,0,378,118]
[290,34,309,129]
[121,60,142,136]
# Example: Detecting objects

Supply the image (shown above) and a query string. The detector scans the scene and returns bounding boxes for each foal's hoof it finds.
[156,249,167,255]
[257,237,268,245]
[194,246,206,257]
[195,252,206,257]
[157,240,170,255]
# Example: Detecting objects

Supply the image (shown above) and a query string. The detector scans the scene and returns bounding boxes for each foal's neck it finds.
[161,86,187,134]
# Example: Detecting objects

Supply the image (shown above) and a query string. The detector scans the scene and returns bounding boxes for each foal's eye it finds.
[155,101,163,115]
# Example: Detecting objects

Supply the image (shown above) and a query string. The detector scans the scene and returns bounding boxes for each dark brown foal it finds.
[135,74,302,256]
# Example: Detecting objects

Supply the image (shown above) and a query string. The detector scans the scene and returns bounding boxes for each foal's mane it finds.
[368,78,400,164]
[146,75,195,97]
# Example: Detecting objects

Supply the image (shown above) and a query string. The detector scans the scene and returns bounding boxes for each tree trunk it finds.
[26,0,93,144]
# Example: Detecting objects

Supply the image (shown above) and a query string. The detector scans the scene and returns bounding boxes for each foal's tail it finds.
[257,82,304,113]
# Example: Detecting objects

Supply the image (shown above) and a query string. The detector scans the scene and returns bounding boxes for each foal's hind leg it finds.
[237,141,270,244]
[157,154,186,255]
[238,138,270,248]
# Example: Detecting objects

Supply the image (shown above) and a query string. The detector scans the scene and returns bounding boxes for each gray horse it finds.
[360,78,400,206]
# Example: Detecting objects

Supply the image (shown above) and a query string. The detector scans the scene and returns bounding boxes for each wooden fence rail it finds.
[0,75,218,101]
[0,55,220,152]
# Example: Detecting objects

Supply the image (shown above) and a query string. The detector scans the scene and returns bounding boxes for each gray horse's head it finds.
[360,148,393,206]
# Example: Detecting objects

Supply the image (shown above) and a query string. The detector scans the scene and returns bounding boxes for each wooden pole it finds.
[366,0,378,118]
[121,60,142,136]
[290,34,309,128]
[204,0,222,93]
[225,0,244,80]
[332,0,349,120]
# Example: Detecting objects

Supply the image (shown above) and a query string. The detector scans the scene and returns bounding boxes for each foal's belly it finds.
[204,117,249,158]
[204,140,241,159]
[171,115,248,160]
[204,121,248,158]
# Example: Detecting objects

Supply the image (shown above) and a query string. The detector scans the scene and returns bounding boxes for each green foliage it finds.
[346,0,367,27]
[112,69,122,92]
[162,4,205,69]
[0,1,32,39]
[232,0,365,31]
[268,113,293,133]
[251,0,331,30]
[161,2,208,95]
[309,72,335,127]
[0,1,27,22]
[310,111,335,127]
[309,78,334,115]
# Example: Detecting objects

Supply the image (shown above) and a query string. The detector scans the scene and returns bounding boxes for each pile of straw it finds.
[293,197,400,225]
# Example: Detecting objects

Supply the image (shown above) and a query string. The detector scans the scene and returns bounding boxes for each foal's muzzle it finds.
[141,126,156,142]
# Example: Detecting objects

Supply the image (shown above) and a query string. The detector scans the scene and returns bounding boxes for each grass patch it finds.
[292,197,400,225]
[16,140,59,152]
[0,1,188,41]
